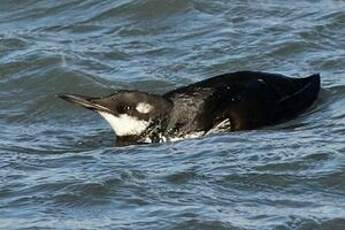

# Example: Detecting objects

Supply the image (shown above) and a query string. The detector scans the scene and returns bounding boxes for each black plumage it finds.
[59,71,320,145]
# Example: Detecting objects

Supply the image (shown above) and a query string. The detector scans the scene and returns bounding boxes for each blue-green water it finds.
[1,1,345,229]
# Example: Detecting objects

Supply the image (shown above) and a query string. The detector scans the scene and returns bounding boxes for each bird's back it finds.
[164,71,320,132]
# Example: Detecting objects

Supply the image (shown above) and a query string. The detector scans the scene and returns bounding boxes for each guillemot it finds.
[59,71,320,145]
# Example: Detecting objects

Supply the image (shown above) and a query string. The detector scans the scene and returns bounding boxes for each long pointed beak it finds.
[58,94,112,113]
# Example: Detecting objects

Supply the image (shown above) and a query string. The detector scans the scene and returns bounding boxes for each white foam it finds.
[167,131,205,142]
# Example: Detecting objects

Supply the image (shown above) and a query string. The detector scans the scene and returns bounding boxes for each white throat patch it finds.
[98,112,150,136]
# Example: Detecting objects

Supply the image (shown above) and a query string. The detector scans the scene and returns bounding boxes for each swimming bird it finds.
[59,71,320,145]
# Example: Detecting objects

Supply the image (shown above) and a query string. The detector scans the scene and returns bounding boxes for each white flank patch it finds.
[98,112,149,136]
[136,102,153,114]
[205,118,231,135]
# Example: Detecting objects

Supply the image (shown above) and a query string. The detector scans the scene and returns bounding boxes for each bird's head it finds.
[59,90,172,141]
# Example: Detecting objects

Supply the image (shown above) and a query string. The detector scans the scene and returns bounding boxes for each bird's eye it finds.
[117,105,130,114]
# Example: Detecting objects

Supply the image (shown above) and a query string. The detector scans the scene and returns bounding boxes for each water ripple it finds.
[1,0,345,229]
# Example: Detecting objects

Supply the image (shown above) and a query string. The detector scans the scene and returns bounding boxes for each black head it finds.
[59,90,172,138]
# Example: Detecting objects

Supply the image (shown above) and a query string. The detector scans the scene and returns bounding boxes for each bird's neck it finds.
[115,117,170,145]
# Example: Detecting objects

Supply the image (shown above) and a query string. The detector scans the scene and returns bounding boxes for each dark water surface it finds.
[1,0,345,229]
